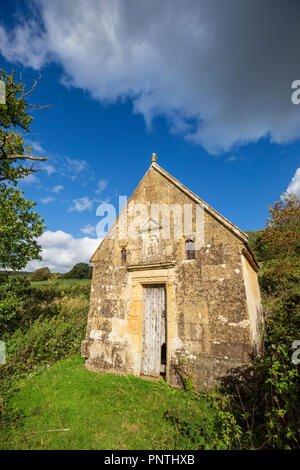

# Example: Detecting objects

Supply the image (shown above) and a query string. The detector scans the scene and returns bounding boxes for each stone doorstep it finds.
[139,374,164,383]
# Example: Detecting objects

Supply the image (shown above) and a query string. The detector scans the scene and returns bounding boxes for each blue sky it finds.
[0,0,299,272]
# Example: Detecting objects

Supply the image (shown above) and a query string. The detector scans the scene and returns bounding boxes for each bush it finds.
[31,267,51,281]
[253,266,300,448]
[0,275,30,336]
[0,283,89,401]
[64,263,92,279]
[164,389,243,449]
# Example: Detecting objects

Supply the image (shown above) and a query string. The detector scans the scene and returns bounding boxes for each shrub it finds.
[31,267,51,281]
[164,389,243,450]
[0,286,89,400]
[64,263,92,279]
[0,275,30,336]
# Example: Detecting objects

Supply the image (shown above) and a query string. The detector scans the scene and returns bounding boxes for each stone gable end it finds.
[82,162,263,389]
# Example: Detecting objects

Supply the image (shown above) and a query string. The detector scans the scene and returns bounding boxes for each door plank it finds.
[141,285,166,377]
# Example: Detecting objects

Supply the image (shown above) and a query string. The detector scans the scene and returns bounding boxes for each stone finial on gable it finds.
[151,152,157,163]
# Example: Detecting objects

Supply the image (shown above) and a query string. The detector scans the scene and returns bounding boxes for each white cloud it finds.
[95,179,108,194]
[26,230,102,273]
[226,155,250,163]
[80,224,96,235]
[286,168,300,197]
[44,165,56,176]
[21,173,39,184]
[43,154,91,181]
[26,140,45,155]
[24,140,55,176]
[69,196,94,212]
[0,19,49,69]
[64,157,89,178]
[2,1,300,153]
[41,196,56,204]
[51,184,64,193]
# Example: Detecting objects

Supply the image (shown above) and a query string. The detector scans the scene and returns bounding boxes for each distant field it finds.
[0,272,92,289]
[30,278,91,289]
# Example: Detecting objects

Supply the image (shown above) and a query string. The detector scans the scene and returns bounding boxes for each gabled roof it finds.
[151,162,248,243]
[91,160,259,270]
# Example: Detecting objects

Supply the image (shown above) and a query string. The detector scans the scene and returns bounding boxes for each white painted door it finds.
[141,285,166,377]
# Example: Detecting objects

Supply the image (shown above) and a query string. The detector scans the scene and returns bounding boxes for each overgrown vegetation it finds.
[244,193,300,449]
[0,280,90,402]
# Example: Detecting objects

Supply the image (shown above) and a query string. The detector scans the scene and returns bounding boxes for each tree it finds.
[31,267,51,281]
[257,193,300,285]
[0,69,50,270]
[0,273,30,336]
[0,186,45,270]
[254,193,300,448]
[64,263,92,279]
[262,193,300,261]
[0,69,51,184]
[246,230,267,262]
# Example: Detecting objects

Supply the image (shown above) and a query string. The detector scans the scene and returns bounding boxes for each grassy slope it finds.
[1,356,225,450]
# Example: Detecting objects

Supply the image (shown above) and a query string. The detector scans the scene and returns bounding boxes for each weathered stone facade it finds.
[81,159,264,389]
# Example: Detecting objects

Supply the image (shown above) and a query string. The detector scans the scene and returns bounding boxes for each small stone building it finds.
[81,155,263,389]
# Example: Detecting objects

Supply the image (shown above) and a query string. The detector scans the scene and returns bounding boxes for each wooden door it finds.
[141,285,166,377]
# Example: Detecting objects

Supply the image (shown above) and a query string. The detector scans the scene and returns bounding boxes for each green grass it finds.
[0,356,227,450]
